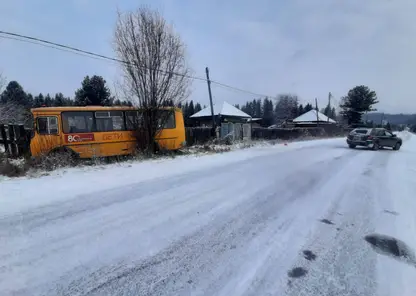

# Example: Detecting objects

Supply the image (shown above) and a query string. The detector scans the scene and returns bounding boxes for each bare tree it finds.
[114,7,191,152]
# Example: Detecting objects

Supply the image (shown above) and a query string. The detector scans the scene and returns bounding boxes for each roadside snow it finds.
[0,137,341,215]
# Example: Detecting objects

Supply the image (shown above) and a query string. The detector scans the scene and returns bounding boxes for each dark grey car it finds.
[346,128,402,150]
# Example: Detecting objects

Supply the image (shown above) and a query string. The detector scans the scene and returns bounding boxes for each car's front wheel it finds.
[349,144,356,149]
[372,142,379,150]
[393,142,401,151]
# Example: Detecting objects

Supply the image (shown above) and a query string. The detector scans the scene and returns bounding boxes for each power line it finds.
[0,30,206,82]
[0,35,111,63]
[0,30,278,99]
[210,80,272,98]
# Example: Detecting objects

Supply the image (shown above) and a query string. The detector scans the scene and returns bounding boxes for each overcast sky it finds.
[1,0,415,113]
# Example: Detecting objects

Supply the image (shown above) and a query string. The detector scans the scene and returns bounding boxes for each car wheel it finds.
[372,142,379,150]
[393,142,401,151]
[348,144,356,149]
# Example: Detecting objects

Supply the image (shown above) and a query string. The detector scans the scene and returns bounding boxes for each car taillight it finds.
[367,135,373,140]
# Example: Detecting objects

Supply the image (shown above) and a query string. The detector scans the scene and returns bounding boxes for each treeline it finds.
[0,75,132,109]
[184,95,336,127]
[1,71,382,130]
[0,73,203,111]
[0,73,210,128]
[235,96,336,127]
[178,100,205,125]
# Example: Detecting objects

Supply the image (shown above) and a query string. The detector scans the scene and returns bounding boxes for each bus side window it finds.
[125,111,143,130]
[95,111,125,132]
[158,110,175,129]
[62,112,94,133]
[37,116,59,135]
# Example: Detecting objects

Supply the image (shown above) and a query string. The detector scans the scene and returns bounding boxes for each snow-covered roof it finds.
[293,109,336,123]
[190,101,251,118]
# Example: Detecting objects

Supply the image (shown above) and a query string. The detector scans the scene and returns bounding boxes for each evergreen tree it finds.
[254,99,262,118]
[262,98,274,126]
[241,103,248,116]
[54,93,65,106]
[323,103,331,117]
[242,100,256,117]
[340,85,379,125]
[33,93,45,107]
[330,107,336,119]
[274,94,299,123]
[304,103,313,112]
[74,75,112,106]
[183,101,189,118]
[26,93,34,107]
[188,100,195,116]
[0,81,29,107]
[44,94,53,107]
[195,102,202,113]
[298,104,304,115]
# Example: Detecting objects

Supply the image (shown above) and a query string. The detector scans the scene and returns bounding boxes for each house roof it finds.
[293,109,336,123]
[190,101,251,118]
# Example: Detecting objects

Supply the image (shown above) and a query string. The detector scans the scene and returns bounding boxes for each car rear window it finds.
[353,129,369,134]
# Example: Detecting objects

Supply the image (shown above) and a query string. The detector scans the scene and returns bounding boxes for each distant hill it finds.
[364,113,416,125]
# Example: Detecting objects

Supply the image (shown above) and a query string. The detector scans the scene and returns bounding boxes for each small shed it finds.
[190,101,251,126]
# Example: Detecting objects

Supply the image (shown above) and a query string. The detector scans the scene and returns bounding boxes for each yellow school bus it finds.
[30,106,186,158]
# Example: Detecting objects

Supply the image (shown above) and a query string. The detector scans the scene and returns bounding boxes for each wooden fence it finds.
[185,125,348,146]
[185,127,214,146]
[0,124,31,158]
[252,126,347,140]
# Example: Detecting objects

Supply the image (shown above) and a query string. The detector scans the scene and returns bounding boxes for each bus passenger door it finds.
[35,115,61,155]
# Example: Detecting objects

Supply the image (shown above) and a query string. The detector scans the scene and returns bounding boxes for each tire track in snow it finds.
[283,149,397,296]
[53,150,360,296]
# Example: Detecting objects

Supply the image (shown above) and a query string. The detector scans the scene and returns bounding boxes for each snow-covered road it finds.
[1,134,416,296]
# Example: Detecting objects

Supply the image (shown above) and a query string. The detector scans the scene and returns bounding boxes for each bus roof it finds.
[31,106,181,112]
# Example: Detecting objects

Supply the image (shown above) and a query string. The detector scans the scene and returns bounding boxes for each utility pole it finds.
[380,112,384,127]
[205,67,216,131]
[327,92,331,122]
[315,98,319,127]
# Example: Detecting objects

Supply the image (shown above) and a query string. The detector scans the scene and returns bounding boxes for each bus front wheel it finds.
[45,148,79,169]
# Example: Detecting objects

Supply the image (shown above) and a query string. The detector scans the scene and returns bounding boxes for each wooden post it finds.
[17,125,29,156]
[205,67,216,134]
[8,125,18,157]
[327,92,331,122]
[0,124,8,155]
